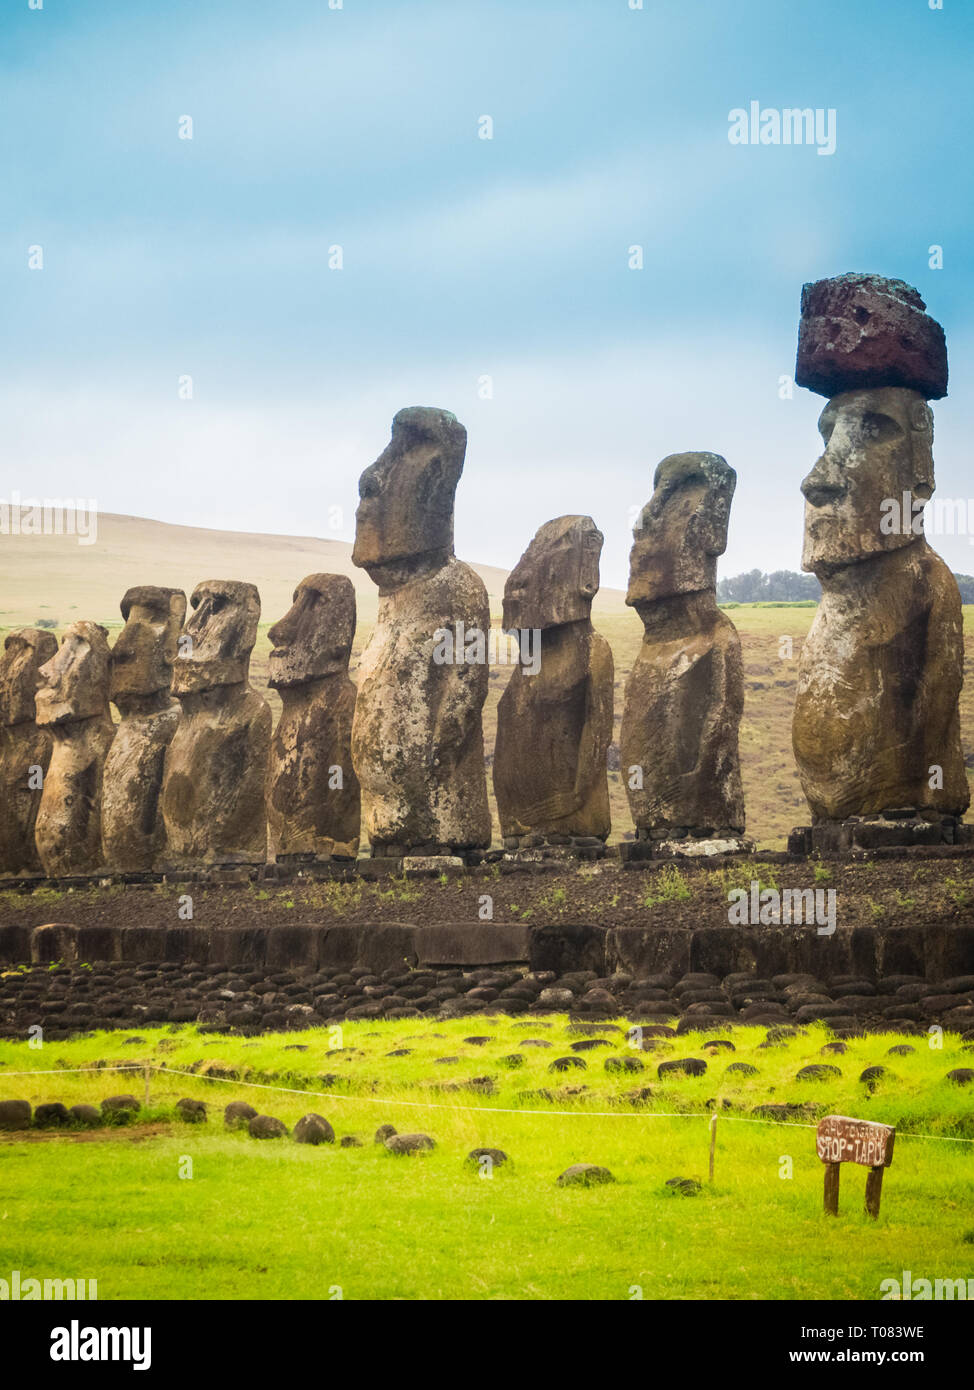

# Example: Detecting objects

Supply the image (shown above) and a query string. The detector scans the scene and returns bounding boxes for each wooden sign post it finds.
[816,1115,895,1219]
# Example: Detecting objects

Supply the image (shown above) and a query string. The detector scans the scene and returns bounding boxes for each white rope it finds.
[3,1060,972,1143]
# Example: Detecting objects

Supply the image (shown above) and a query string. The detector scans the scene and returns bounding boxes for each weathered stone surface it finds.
[796,273,948,400]
[0,1099,31,1130]
[557,1163,615,1186]
[0,628,57,874]
[621,454,745,840]
[103,587,186,873]
[69,1104,101,1126]
[384,1131,436,1154]
[466,1147,509,1169]
[224,1100,257,1128]
[249,1113,288,1138]
[162,581,272,865]
[34,623,116,876]
[494,516,612,845]
[175,1097,207,1123]
[351,408,490,855]
[293,1112,335,1145]
[794,385,969,823]
[266,574,360,861]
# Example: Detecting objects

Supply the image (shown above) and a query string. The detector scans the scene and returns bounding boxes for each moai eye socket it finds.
[860,412,902,444]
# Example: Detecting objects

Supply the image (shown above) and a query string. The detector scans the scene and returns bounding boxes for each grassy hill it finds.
[2,513,971,849]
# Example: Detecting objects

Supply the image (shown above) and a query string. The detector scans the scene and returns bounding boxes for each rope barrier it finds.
[2,1060,972,1143]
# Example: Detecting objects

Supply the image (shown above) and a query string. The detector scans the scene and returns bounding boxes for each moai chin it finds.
[0,628,58,875]
[102,586,186,873]
[493,515,613,856]
[619,452,747,855]
[160,580,272,867]
[33,622,116,876]
[792,274,968,850]
[351,407,491,859]
[266,573,361,862]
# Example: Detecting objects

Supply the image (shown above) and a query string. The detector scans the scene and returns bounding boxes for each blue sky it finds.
[3,0,973,587]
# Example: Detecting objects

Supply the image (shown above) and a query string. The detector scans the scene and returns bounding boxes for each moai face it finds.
[34,622,111,726]
[268,574,356,688]
[801,387,934,576]
[503,516,603,630]
[0,628,58,727]
[110,587,187,704]
[171,580,260,696]
[627,452,736,610]
[352,407,466,585]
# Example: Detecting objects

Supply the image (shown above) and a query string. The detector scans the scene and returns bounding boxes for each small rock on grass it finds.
[224,1101,258,1129]
[69,1104,101,1126]
[176,1098,207,1123]
[340,1135,363,1148]
[249,1114,288,1139]
[101,1095,140,1122]
[33,1102,71,1128]
[665,1176,702,1196]
[466,1148,509,1171]
[557,1164,615,1187]
[946,1069,974,1086]
[294,1113,335,1145]
[384,1133,435,1154]
[374,1124,397,1144]
[0,1100,31,1130]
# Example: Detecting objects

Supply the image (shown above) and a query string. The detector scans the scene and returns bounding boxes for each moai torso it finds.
[161,580,271,865]
[102,586,186,872]
[353,556,490,852]
[791,276,967,826]
[34,623,116,876]
[267,574,361,860]
[0,628,57,875]
[619,452,746,842]
[493,515,612,843]
[350,407,491,855]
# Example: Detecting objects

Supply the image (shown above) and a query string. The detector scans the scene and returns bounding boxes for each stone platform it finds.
[1,919,972,1041]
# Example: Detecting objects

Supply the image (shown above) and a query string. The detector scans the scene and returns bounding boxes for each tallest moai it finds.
[791,273,970,851]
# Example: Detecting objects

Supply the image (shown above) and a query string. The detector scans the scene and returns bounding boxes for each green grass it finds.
[1,1018,972,1300]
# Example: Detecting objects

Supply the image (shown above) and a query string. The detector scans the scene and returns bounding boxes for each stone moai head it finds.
[34,622,112,727]
[0,628,58,727]
[801,388,935,576]
[352,407,466,587]
[503,515,603,630]
[110,586,187,705]
[626,452,736,611]
[795,273,946,579]
[171,580,260,696]
[268,573,356,688]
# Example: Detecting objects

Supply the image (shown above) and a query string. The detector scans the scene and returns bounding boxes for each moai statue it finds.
[33,622,116,876]
[620,453,747,856]
[493,516,613,857]
[102,586,186,873]
[351,406,491,860]
[791,274,969,851]
[266,573,360,862]
[0,628,58,875]
[161,580,272,866]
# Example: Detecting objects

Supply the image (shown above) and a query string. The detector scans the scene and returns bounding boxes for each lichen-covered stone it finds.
[161,581,271,865]
[266,574,360,861]
[796,273,947,400]
[102,586,186,872]
[351,408,490,855]
[621,454,745,840]
[34,622,116,876]
[0,628,57,874]
[494,516,612,845]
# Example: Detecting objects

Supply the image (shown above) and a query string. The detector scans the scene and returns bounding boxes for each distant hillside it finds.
[0,511,626,631]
